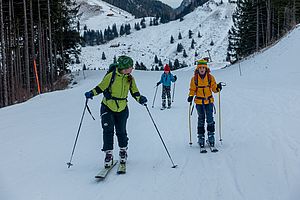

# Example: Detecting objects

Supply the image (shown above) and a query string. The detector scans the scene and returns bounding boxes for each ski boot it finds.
[104,150,113,168]
[197,135,205,148]
[208,132,215,147]
[167,99,171,109]
[119,147,128,164]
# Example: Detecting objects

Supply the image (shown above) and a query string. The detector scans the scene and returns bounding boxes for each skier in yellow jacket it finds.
[187,59,222,148]
[85,55,147,168]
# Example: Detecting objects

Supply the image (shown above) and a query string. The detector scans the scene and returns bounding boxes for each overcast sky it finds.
[159,0,182,8]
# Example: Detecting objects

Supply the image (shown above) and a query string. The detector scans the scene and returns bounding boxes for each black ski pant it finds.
[100,103,129,151]
[162,85,171,107]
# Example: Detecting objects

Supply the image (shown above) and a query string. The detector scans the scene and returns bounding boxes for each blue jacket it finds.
[158,73,176,87]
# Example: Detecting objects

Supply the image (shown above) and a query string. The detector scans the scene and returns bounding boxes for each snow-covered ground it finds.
[1,18,300,200]
[73,0,235,71]
[160,0,182,8]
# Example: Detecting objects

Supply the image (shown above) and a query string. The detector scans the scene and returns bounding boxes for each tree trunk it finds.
[9,0,15,104]
[256,0,259,51]
[47,0,53,88]
[23,0,30,95]
[265,0,271,45]
[37,0,43,91]
[0,0,8,106]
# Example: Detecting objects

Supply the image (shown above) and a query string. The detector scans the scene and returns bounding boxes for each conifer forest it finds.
[0,0,81,108]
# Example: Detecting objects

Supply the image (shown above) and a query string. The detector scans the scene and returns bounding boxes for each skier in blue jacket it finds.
[156,64,177,109]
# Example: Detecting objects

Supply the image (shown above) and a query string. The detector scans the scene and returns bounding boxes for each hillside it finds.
[74,0,235,71]
[0,17,300,200]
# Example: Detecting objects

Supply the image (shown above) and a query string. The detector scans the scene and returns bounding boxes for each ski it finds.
[117,162,126,174]
[95,160,118,179]
[160,107,166,110]
[206,140,218,152]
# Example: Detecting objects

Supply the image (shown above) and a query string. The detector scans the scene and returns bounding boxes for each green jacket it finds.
[91,70,142,112]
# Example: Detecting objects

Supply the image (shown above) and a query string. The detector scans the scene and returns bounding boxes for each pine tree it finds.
[178,32,182,39]
[154,55,159,63]
[198,31,201,38]
[120,24,125,36]
[189,30,193,38]
[102,52,106,60]
[177,43,183,52]
[174,59,180,69]
[141,17,146,28]
[191,39,195,49]
[170,35,174,44]
[183,49,188,58]
[158,59,163,66]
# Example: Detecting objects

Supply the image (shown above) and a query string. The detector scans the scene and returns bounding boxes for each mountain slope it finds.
[0,23,300,200]
[74,0,235,71]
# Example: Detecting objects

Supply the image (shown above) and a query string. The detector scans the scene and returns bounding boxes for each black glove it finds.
[174,75,177,81]
[187,96,193,102]
[85,91,93,99]
[156,82,160,86]
[139,95,147,105]
[217,83,222,92]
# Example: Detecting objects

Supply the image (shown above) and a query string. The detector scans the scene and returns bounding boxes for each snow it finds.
[159,0,183,8]
[1,1,300,200]
[73,0,235,72]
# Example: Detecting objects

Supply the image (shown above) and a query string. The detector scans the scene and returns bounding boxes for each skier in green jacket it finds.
[84,55,147,168]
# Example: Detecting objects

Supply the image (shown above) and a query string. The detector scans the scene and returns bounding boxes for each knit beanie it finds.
[117,55,134,70]
[164,64,170,72]
[197,59,208,69]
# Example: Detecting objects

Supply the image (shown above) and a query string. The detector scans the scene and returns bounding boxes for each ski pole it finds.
[218,92,222,143]
[218,82,226,143]
[172,82,176,102]
[188,102,193,145]
[144,104,177,168]
[152,86,158,108]
[67,99,89,168]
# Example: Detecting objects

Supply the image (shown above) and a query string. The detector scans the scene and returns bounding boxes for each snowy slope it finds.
[72,0,235,71]
[1,22,300,200]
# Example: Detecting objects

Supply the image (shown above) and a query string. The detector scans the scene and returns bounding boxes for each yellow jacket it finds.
[188,72,219,105]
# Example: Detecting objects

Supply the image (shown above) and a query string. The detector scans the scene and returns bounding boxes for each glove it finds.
[85,91,94,99]
[187,96,193,102]
[139,95,148,105]
[156,82,160,86]
[174,75,177,81]
[217,83,222,92]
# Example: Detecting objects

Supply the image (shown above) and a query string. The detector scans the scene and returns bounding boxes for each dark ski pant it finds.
[162,86,171,107]
[100,103,129,151]
[196,103,215,144]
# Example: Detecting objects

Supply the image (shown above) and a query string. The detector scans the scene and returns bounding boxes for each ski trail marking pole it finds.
[67,99,89,168]
[144,104,177,168]
[152,86,158,108]
[188,102,192,145]
[172,82,175,102]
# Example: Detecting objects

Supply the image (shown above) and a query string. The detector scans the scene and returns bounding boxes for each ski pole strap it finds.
[86,103,95,120]
[213,103,216,114]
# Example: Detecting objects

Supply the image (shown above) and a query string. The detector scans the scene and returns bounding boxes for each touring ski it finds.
[95,160,118,179]
[206,140,218,152]
[117,162,126,174]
